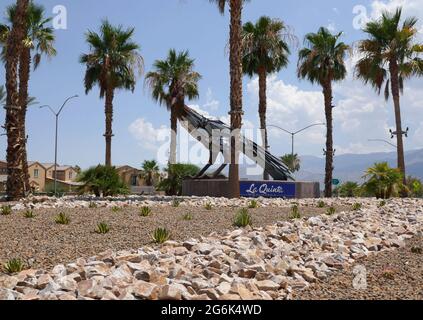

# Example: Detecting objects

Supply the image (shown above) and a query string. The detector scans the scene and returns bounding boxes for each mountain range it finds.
[296,148,423,184]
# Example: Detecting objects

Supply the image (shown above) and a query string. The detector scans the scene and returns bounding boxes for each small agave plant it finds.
[233,208,252,228]
[3,258,25,274]
[152,228,170,244]
[95,222,110,234]
[140,206,152,217]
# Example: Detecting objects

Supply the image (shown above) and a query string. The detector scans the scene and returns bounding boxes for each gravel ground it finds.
[294,236,423,300]
[0,203,350,270]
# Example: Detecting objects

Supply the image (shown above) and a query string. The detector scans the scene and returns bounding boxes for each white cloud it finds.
[327,22,337,33]
[203,88,220,111]
[128,118,169,152]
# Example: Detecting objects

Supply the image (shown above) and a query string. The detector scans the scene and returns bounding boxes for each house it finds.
[28,162,48,192]
[116,165,145,188]
[6,161,82,193]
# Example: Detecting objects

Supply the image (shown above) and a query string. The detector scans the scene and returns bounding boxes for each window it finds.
[131,175,137,186]
[69,171,73,180]
[34,169,39,178]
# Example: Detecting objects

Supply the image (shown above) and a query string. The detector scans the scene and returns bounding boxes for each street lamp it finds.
[268,123,326,156]
[40,95,78,196]
[368,139,397,149]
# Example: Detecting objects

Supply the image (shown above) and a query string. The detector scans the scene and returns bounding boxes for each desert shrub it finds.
[204,202,213,210]
[152,228,170,244]
[172,199,181,208]
[111,206,122,213]
[334,181,362,198]
[3,259,24,274]
[182,212,193,221]
[140,206,152,217]
[55,212,70,225]
[89,202,98,209]
[363,162,403,199]
[233,208,252,227]
[317,200,326,208]
[23,210,35,218]
[157,163,200,196]
[77,165,129,197]
[352,203,362,211]
[248,200,259,209]
[1,205,12,216]
[378,200,387,208]
[95,222,110,234]
[326,206,336,216]
[406,176,423,198]
[289,205,301,219]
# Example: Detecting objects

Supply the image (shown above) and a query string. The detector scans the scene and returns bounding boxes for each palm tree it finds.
[210,0,249,198]
[145,49,201,165]
[80,20,143,166]
[142,160,160,187]
[356,8,423,187]
[3,0,29,200]
[242,16,291,180]
[363,162,403,199]
[298,27,350,198]
[1,2,56,192]
[281,153,300,173]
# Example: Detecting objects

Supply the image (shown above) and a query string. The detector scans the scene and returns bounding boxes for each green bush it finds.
[55,212,70,225]
[289,205,301,219]
[1,205,12,216]
[363,162,403,199]
[95,222,110,234]
[89,202,98,209]
[3,258,24,274]
[326,206,336,216]
[140,206,152,217]
[77,165,129,197]
[334,181,362,198]
[317,200,326,208]
[378,200,387,208]
[233,208,252,227]
[182,212,193,221]
[204,202,213,210]
[406,176,423,198]
[157,163,200,196]
[152,228,170,244]
[172,199,181,208]
[111,206,122,213]
[23,210,35,218]
[352,203,362,211]
[248,200,259,209]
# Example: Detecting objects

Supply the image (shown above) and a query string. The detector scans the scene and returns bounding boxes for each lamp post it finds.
[368,139,397,149]
[268,123,326,156]
[40,95,78,196]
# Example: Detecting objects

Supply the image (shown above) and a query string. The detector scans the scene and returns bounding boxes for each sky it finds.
[0,0,422,169]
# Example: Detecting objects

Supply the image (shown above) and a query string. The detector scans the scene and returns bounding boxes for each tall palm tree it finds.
[281,153,300,173]
[210,0,248,198]
[356,8,423,186]
[298,27,350,198]
[80,20,143,166]
[3,0,29,200]
[242,16,290,180]
[1,2,56,192]
[145,49,201,165]
[142,160,160,187]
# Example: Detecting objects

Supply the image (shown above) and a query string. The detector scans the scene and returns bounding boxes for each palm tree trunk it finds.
[323,81,334,198]
[228,0,243,198]
[389,60,406,186]
[4,0,29,201]
[169,106,177,165]
[104,87,114,167]
[258,67,269,181]
[19,46,31,193]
